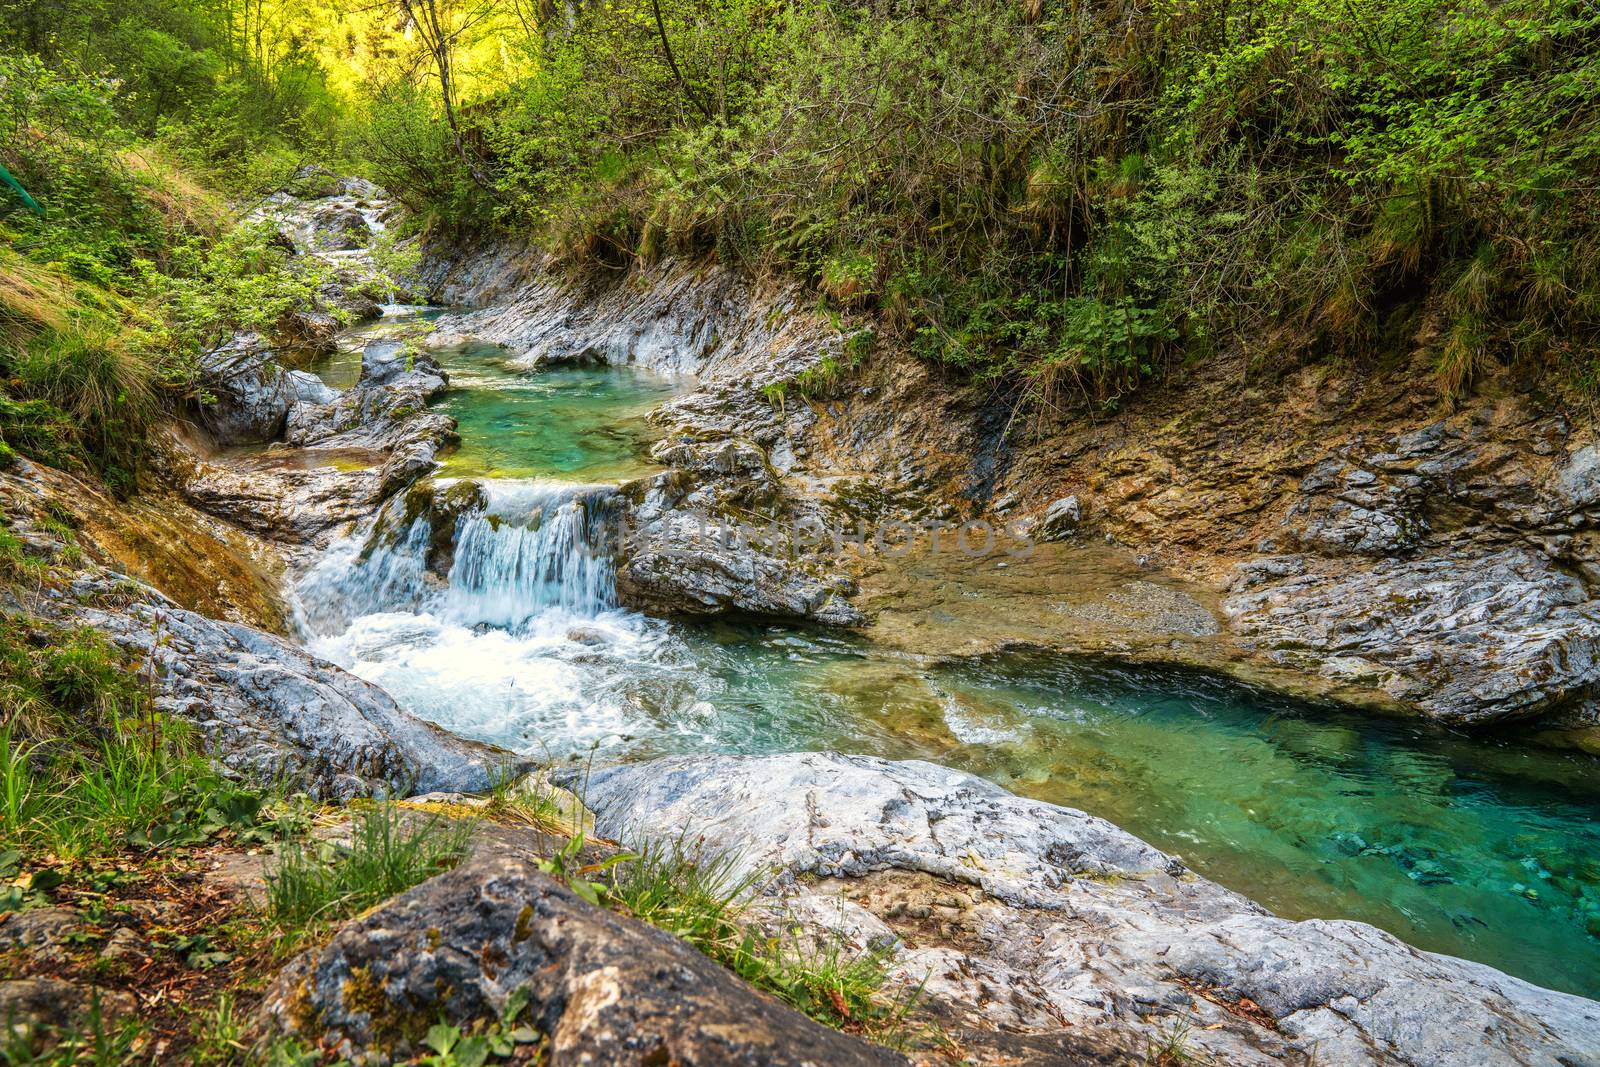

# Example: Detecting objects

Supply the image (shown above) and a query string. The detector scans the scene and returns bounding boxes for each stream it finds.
[291,314,1600,1001]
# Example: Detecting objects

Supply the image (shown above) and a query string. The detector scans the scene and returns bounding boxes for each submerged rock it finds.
[576,752,1600,1067]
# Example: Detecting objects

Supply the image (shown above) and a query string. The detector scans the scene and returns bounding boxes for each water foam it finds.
[291,477,704,757]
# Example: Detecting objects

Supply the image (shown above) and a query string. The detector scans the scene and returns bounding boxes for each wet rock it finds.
[394,478,488,576]
[359,339,420,387]
[617,509,864,627]
[1224,548,1600,723]
[1037,495,1082,540]
[194,333,293,445]
[166,444,388,548]
[255,849,907,1067]
[577,752,1600,1067]
[284,342,449,458]
[309,204,372,252]
[288,163,343,199]
[652,436,771,479]
[177,338,456,548]
[58,572,515,800]
[286,369,338,407]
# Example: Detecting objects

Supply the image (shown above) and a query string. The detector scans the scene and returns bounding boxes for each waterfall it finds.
[292,503,434,635]
[293,478,621,639]
[444,481,619,628]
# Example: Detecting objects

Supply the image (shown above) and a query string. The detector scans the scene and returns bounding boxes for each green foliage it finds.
[535,830,628,906]
[415,989,543,1067]
[346,79,487,226]
[354,0,1600,408]
[138,220,336,362]
[0,993,146,1066]
[0,618,272,863]
[189,993,246,1066]
[0,3,353,486]
[265,801,476,929]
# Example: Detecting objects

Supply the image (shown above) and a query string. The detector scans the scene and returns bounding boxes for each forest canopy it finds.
[2,0,1599,428]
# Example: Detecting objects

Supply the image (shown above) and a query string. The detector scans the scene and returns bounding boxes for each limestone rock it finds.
[1286,460,1424,555]
[0,908,83,959]
[425,254,836,383]
[1037,494,1082,540]
[255,849,908,1067]
[0,978,137,1035]
[60,574,514,800]
[1224,548,1600,722]
[617,508,864,627]
[576,752,1600,1067]
[193,333,293,445]
[173,337,454,550]
[577,752,1184,906]
[284,341,450,451]
[308,204,371,251]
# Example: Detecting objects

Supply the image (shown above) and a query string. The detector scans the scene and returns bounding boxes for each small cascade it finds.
[444,481,620,628]
[293,478,621,639]
[292,497,436,636]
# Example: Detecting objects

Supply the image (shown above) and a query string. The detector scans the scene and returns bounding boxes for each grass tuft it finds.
[265,801,475,930]
[602,836,911,1036]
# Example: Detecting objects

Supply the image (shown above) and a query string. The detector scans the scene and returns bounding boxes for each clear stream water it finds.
[296,326,1600,1001]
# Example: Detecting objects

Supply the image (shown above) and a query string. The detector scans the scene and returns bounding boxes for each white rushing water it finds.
[293,478,709,757]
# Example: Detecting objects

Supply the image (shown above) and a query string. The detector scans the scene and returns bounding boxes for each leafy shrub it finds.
[353,0,1600,409]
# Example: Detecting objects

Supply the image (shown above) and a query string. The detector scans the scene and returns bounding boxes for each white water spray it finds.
[291,477,695,755]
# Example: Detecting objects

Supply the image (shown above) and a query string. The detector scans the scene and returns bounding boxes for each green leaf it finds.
[452,1035,490,1067]
[26,868,65,893]
[424,1023,459,1054]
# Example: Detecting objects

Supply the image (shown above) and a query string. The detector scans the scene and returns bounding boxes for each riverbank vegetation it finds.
[0,6,345,489]
[334,0,1600,412]
[6,0,1597,444]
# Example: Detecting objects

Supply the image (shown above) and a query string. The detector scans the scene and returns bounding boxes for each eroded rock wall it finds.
[424,238,1600,736]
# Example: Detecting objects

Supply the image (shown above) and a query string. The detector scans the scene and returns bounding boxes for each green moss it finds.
[337,964,432,1049]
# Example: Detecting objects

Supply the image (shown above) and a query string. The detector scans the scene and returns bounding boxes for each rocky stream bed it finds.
[5,177,1600,1065]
